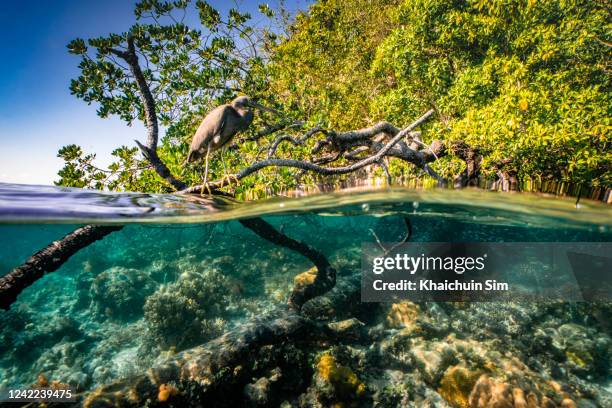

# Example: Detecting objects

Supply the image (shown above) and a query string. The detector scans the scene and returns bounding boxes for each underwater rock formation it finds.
[66,270,612,408]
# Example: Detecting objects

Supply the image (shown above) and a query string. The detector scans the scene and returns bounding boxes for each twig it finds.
[246,119,305,141]
[369,217,413,257]
[379,159,392,185]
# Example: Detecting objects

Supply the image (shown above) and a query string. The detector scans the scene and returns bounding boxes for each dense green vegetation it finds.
[57,0,611,195]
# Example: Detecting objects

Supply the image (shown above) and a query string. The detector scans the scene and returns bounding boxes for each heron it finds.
[187,96,275,192]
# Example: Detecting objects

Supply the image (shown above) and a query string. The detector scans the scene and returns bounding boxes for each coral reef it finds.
[296,346,370,407]
[1,214,611,407]
[385,301,420,330]
[315,353,366,401]
[18,282,612,408]
[158,383,179,402]
[143,268,236,350]
[553,323,610,377]
[438,365,482,408]
[468,375,583,408]
[90,266,157,320]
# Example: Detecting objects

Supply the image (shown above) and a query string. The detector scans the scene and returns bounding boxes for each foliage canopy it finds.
[58,0,611,194]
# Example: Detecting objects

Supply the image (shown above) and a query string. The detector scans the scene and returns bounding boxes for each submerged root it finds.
[76,311,321,407]
[74,275,361,408]
[238,217,337,311]
[0,225,123,310]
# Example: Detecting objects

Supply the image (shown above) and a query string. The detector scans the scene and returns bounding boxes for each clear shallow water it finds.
[0,183,610,406]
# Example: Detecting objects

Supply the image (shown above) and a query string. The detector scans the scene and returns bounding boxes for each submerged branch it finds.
[72,280,364,407]
[239,218,336,309]
[61,311,317,406]
[0,225,122,310]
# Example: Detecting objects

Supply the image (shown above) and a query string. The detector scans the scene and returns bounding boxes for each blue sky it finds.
[0,0,306,185]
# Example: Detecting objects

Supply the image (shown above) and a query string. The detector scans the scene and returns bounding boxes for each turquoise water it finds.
[0,183,611,407]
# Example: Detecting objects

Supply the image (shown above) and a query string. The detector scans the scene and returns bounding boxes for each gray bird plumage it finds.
[187,96,276,190]
[187,96,257,163]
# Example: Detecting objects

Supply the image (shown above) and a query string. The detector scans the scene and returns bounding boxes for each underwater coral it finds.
[143,268,236,350]
[0,215,610,407]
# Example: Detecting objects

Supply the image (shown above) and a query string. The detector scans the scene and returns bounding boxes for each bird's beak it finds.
[248,101,279,115]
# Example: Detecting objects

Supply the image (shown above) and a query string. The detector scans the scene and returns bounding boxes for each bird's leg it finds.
[221,147,228,176]
[220,148,240,188]
[200,145,212,195]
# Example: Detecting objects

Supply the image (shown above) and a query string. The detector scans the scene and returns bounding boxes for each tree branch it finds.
[333,121,401,142]
[182,109,435,193]
[134,140,186,190]
[246,119,306,141]
[0,225,122,310]
[116,36,186,191]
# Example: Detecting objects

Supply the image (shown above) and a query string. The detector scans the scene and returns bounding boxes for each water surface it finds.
[0,183,610,406]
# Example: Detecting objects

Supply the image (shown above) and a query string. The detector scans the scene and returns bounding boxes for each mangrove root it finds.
[75,312,310,407]
[74,275,365,408]
[301,274,361,322]
[0,225,122,310]
[238,218,336,309]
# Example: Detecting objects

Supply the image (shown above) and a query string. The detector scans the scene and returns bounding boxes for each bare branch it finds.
[267,134,295,158]
[110,36,186,191]
[333,121,401,143]
[423,163,446,184]
[265,127,326,158]
[379,159,392,184]
[312,152,341,165]
[344,146,369,160]
[182,109,435,193]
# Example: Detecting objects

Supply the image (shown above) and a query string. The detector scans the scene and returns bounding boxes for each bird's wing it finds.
[189,105,230,156]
